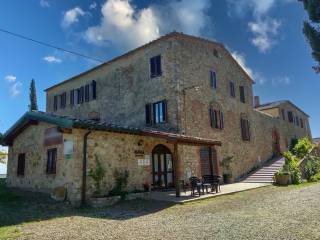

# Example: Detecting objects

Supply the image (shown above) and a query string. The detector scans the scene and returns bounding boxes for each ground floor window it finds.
[46,148,57,174]
[17,153,25,176]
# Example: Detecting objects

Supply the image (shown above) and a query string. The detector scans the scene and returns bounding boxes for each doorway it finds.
[152,144,174,189]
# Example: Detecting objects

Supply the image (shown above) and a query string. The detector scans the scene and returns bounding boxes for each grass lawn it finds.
[1,179,320,239]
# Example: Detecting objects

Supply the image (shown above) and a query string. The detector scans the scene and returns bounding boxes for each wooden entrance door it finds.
[200,147,214,176]
[152,145,174,189]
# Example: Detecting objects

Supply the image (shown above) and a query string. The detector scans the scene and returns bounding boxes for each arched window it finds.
[240,113,250,141]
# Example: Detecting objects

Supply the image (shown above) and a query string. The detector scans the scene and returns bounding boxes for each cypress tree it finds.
[300,0,320,73]
[29,79,38,111]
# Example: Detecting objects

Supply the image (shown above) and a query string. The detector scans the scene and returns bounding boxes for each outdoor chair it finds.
[202,175,222,193]
[212,175,222,193]
[189,177,203,196]
[202,175,215,193]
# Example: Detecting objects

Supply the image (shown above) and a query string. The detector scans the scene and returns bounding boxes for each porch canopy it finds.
[3,111,222,197]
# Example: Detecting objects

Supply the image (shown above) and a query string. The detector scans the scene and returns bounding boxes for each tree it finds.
[29,79,38,111]
[300,0,320,73]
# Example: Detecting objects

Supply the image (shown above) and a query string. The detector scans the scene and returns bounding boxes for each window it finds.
[288,111,294,123]
[153,101,167,123]
[210,70,217,89]
[239,86,245,103]
[295,116,299,126]
[229,81,235,97]
[145,100,167,125]
[53,95,58,111]
[17,153,25,176]
[300,118,304,128]
[77,87,84,104]
[70,90,75,106]
[209,108,224,129]
[85,84,90,102]
[91,80,97,100]
[281,109,286,120]
[46,148,57,174]
[150,55,162,78]
[60,92,67,109]
[240,116,250,141]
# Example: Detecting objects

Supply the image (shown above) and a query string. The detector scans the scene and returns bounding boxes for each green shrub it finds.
[284,151,302,184]
[310,172,320,182]
[88,155,106,196]
[304,156,320,181]
[109,169,129,198]
[292,137,314,159]
[274,167,289,177]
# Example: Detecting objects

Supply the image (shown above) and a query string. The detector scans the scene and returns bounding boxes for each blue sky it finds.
[0,0,319,138]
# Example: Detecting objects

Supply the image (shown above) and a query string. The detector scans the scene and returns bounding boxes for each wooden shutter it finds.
[53,95,58,111]
[163,100,167,122]
[156,55,161,76]
[150,57,156,77]
[80,86,84,103]
[239,86,245,103]
[145,104,152,125]
[17,153,25,176]
[210,71,217,89]
[220,111,224,129]
[85,84,90,102]
[209,108,214,127]
[91,80,97,99]
[200,147,213,176]
[47,149,57,174]
[70,90,74,105]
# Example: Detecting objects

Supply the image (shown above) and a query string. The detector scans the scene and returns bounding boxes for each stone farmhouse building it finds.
[3,32,311,204]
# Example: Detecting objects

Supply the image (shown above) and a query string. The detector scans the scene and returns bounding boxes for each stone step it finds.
[241,157,285,183]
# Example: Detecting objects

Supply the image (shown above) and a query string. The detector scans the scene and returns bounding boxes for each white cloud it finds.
[248,18,281,53]
[40,0,50,8]
[9,81,22,97]
[89,2,97,9]
[227,0,294,53]
[62,7,86,28]
[272,76,291,86]
[43,55,62,63]
[85,0,211,50]
[5,75,16,82]
[231,51,266,84]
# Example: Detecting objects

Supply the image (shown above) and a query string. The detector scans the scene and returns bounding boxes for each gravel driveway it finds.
[7,183,320,240]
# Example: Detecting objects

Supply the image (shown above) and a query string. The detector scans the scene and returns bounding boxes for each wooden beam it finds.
[173,143,181,197]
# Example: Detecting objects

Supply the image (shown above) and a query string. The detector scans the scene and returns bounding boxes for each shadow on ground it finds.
[0,179,174,227]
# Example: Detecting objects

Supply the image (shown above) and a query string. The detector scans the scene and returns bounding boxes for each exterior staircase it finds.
[241,157,285,183]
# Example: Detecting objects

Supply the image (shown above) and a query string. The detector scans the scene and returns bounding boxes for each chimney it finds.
[254,96,260,108]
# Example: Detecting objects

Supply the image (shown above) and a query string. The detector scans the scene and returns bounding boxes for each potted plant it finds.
[143,182,150,192]
[221,156,234,184]
[274,167,290,185]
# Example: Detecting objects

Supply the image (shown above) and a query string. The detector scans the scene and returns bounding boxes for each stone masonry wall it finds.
[46,37,181,132]
[6,122,81,202]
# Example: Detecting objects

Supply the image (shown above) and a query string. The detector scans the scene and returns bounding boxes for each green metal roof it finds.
[3,111,221,147]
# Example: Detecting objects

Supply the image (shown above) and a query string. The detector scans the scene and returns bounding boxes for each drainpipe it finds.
[81,130,92,206]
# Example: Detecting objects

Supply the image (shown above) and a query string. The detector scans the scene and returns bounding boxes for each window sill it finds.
[150,74,162,79]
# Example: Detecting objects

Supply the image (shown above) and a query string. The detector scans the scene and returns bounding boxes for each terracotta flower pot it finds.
[274,174,290,185]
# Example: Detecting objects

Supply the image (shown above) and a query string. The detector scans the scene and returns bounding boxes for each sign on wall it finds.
[137,154,151,166]
[64,138,74,160]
